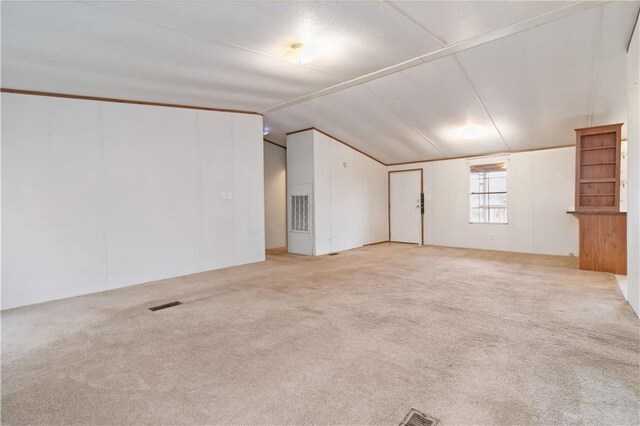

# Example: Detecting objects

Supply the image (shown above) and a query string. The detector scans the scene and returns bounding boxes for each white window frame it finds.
[469,162,508,224]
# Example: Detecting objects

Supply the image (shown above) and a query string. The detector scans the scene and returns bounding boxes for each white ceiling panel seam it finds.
[361,86,450,158]
[261,1,606,114]
[382,0,448,47]
[587,7,604,127]
[382,0,512,153]
[452,55,511,152]
[83,1,347,80]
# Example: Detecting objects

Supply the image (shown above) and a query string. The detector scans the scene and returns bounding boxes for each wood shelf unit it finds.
[581,161,616,166]
[580,146,617,152]
[579,178,616,183]
[574,123,622,212]
[570,123,626,275]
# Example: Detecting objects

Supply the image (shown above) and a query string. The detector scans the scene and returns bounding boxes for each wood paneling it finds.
[577,213,627,274]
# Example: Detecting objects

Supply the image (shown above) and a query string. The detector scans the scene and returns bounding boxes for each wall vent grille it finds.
[399,409,438,426]
[149,301,182,311]
[290,194,310,233]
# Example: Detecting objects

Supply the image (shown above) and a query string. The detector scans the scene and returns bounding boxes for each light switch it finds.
[221,192,227,199]
[228,192,233,199]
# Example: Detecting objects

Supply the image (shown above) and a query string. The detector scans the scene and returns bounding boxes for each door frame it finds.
[388,169,424,245]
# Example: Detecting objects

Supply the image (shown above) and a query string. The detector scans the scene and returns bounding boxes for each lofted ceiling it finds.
[2,1,638,164]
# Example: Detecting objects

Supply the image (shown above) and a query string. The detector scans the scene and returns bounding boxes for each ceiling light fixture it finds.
[263,127,270,136]
[440,123,491,142]
[287,39,329,64]
[459,124,487,140]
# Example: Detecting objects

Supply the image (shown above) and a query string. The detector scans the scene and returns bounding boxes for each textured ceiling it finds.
[2,1,638,164]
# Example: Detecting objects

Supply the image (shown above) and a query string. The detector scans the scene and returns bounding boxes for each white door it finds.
[389,170,422,244]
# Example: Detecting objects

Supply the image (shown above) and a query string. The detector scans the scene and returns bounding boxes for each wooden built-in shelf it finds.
[566,211,627,274]
[567,210,627,216]
[571,123,626,275]
[574,123,622,212]
[580,146,616,151]
[579,178,616,183]
[580,161,616,166]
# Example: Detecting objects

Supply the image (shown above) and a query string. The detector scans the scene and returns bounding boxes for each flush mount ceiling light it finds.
[459,124,487,140]
[286,38,334,64]
[440,123,492,142]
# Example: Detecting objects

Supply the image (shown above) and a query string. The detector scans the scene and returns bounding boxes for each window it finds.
[470,162,507,224]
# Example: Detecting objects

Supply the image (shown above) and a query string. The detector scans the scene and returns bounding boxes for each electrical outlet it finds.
[191,251,197,260]
[489,234,494,240]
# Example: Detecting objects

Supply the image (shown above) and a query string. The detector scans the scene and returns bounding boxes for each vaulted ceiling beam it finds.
[261,1,607,114]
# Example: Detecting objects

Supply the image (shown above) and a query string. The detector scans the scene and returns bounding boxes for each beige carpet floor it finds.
[2,243,639,425]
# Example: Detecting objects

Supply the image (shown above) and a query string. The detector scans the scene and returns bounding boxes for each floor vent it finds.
[400,409,438,426]
[328,252,339,256]
[149,301,182,311]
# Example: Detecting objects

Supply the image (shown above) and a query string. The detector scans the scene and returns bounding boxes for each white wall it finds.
[388,147,578,256]
[1,93,265,309]
[264,142,287,249]
[286,129,387,256]
[103,103,200,288]
[313,132,333,255]
[312,131,387,254]
[3,94,107,307]
[286,131,315,255]
[627,19,640,317]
